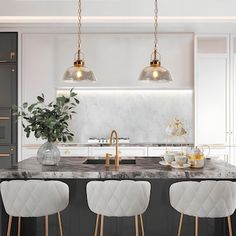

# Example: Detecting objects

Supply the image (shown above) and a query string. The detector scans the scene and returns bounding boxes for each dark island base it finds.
[0,179,233,236]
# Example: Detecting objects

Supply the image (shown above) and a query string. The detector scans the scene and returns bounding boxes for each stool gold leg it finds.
[18,217,21,236]
[7,215,12,236]
[135,215,139,236]
[227,216,233,236]
[177,213,184,236]
[195,217,198,236]
[139,215,145,236]
[100,215,104,236]
[45,215,49,236]
[58,212,63,236]
[94,214,100,236]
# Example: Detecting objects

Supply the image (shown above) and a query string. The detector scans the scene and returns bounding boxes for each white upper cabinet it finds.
[195,35,229,146]
[22,33,194,90]
[232,36,236,146]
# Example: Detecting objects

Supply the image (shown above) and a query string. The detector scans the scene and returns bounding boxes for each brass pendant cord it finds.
[153,0,159,60]
[77,0,82,60]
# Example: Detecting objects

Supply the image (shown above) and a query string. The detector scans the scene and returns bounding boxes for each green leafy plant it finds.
[13,89,79,143]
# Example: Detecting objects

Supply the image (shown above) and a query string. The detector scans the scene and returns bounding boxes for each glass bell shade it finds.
[139,59,172,82]
[63,59,96,82]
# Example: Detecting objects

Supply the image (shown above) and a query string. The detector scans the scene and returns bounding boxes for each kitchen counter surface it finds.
[1,156,236,179]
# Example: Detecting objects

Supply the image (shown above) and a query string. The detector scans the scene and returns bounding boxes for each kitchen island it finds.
[0,156,236,236]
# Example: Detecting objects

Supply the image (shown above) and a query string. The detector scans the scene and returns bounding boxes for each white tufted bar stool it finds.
[87,180,151,236]
[169,181,236,236]
[1,180,69,236]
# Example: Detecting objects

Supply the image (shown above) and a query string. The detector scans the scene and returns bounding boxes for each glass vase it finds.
[37,141,61,166]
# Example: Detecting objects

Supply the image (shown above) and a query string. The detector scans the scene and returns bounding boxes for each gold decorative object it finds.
[166,118,187,137]
[109,130,120,169]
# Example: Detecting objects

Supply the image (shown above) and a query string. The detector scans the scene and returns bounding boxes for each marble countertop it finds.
[0,157,236,179]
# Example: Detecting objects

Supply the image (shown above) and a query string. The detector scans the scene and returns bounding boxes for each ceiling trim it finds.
[1,16,236,24]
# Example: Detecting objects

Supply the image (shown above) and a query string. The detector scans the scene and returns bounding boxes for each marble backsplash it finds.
[57,90,194,144]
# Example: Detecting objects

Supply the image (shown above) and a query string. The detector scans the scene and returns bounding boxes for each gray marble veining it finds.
[1,157,236,179]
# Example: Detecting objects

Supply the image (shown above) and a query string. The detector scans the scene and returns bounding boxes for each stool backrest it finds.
[169,181,236,218]
[1,180,69,217]
[87,180,151,217]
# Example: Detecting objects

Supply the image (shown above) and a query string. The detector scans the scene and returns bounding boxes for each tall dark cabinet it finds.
[0,33,17,167]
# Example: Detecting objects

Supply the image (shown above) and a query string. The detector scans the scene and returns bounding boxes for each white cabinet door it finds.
[89,147,147,157]
[21,148,38,161]
[196,56,229,145]
[59,147,89,157]
[148,146,187,156]
[230,147,236,165]
[232,54,236,145]
[208,146,229,162]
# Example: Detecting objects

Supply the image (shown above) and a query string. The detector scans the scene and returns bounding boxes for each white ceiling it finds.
[1,0,236,33]
[1,0,236,17]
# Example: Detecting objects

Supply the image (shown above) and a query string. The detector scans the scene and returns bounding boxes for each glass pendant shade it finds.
[139,0,172,83]
[63,0,96,82]
[139,60,172,82]
[63,61,96,82]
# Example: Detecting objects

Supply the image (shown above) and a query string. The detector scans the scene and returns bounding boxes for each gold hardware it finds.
[135,215,139,236]
[105,153,112,168]
[228,216,233,236]
[109,130,120,169]
[0,116,10,120]
[94,214,100,236]
[10,52,15,60]
[18,217,21,236]
[100,215,104,236]
[45,216,49,236]
[7,215,12,236]
[140,215,145,236]
[177,213,183,236]
[0,154,10,157]
[195,217,198,236]
[58,212,64,236]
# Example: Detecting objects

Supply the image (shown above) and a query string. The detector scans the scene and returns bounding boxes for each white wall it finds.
[59,90,194,144]
[21,32,194,145]
[0,0,236,17]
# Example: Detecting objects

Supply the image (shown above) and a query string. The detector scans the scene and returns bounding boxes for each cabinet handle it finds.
[0,60,8,63]
[0,117,10,120]
[10,52,15,60]
[0,154,10,157]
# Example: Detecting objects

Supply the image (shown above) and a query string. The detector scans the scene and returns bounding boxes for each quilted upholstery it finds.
[86,180,151,217]
[169,181,236,218]
[1,180,69,217]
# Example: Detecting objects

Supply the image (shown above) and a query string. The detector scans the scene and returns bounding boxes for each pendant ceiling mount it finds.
[139,0,172,82]
[63,0,96,82]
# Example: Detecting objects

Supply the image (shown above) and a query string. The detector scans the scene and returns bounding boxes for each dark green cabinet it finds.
[0,32,18,166]
[0,64,17,107]
[0,146,16,168]
[0,33,17,63]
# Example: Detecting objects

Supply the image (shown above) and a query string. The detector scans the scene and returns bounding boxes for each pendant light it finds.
[139,0,172,82]
[63,0,96,82]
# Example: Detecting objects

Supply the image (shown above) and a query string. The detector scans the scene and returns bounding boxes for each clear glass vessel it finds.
[37,141,61,166]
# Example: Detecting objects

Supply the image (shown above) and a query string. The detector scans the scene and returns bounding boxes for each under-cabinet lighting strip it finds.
[57,89,193,93]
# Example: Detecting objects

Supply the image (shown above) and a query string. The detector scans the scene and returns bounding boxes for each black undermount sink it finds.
[83,158,136,165]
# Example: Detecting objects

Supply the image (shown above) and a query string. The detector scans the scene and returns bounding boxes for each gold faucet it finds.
[109,130,120,169]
